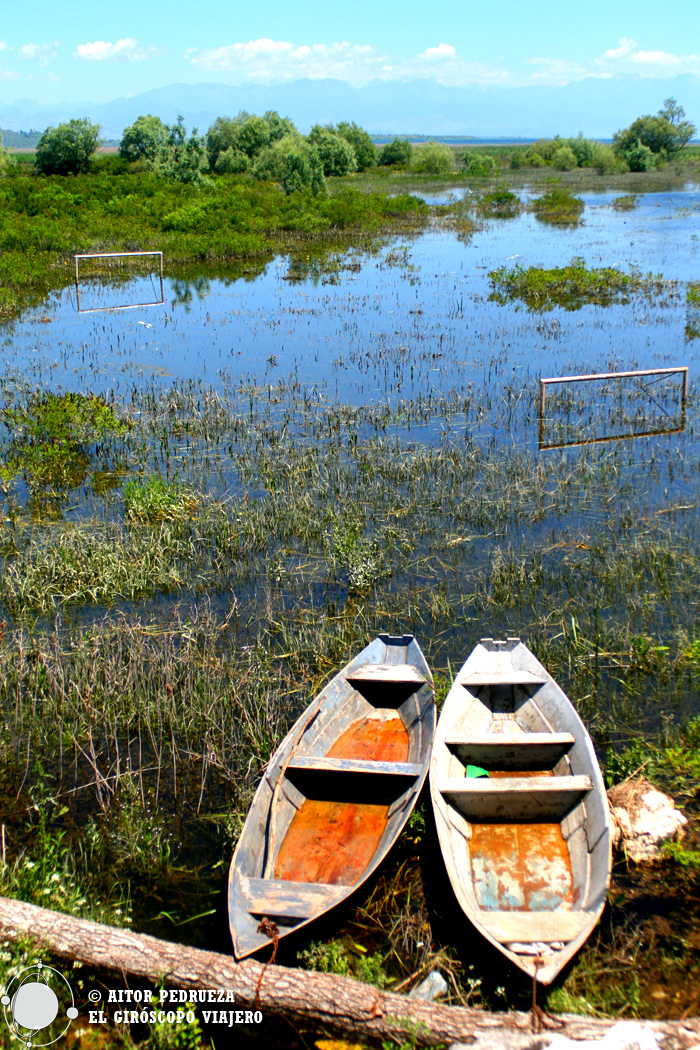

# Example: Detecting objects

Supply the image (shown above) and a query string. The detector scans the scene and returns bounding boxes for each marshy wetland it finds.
[0,167,700,1043]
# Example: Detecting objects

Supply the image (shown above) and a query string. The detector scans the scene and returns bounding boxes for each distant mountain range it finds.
[1,75,698,141]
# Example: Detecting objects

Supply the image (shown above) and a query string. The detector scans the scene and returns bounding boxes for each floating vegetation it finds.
[475,189,522,218]
[124,474,200,523]
[0,391,129,491]
[530,187,585,224]
[613,194,640,210]
[489,257,670,311]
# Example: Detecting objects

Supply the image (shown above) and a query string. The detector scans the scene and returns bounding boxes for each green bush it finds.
[307,125,357,177]
[623,139,656,172]
[214,147,249,174]
[463,152,496,176]
[119,114,168,162]
[35,118,102,176]
[553,146,578,171]
[524,150,546,168]
[412,140,453,174]
[336,121,377,171]
[253,134,326,195]
[378,138,412,167]
[149,115,210,186]
[614,98,696,160]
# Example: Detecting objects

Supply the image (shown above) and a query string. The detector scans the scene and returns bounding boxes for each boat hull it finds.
[430,637,612,984]
[229,634,435,959]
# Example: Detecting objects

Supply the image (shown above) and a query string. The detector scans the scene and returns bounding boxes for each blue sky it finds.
[1,0,699,104]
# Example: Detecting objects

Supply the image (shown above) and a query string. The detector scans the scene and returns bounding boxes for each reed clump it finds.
[489,257,669,310]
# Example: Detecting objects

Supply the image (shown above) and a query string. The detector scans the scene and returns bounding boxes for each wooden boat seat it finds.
[446,733,575,770]
[240,876,347,921]
[347,664,427,684]
[439,775,591,820]
[480,909,596,944]
[458,670,546,686]
[287,755,422,779]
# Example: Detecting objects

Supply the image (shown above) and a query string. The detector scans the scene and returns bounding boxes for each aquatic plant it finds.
[489,257,667,310]
[530,187,585,224]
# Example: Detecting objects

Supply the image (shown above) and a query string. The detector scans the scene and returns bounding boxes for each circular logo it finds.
[1,960,78,1048]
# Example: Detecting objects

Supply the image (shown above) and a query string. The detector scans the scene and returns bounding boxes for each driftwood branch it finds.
[0,896,698,1049]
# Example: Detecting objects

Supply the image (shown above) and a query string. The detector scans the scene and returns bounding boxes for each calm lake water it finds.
[3,188,698,458]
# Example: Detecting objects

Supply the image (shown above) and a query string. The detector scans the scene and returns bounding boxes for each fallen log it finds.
[0,896,697,1049]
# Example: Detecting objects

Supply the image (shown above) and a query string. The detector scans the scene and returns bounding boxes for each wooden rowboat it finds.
[229,634,435,959]
[430,638,612,984]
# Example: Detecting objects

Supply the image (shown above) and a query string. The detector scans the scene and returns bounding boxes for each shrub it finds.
[524,150,546,168]
[412,140,454,175]
[336,121,377,171]
[552,146,578,171]
[624,139,656,172]
[378,138,412,167]
[149,115,210,186]
[463,152,496,176]
[35,118,102,176]
[214,147,249,175]
[253,134,326,195]
[119,115,168,162]
[588,142,624,174]
[614,99,696,160]
[307,125,357,177]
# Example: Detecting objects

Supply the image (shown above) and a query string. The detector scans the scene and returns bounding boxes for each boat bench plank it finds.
[288,755,422,778]
[347,664,426,684]
[240,876,347,919]
[439,775,591,820]
[480,910,596,944]
[459,671,547,686]
[446,733,575,769]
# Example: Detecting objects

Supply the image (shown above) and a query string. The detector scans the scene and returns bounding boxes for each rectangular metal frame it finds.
[539,366,688,450]
[74,251,164,313]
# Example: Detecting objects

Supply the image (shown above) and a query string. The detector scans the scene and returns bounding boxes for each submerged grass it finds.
[489,256,672,311]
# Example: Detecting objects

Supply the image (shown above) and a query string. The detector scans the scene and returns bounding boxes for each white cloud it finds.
[186,38,387,82]
[74,38,160,63]
[20,41,58,65]
[185,37,513,86]
[0,42,7,53]
[419,43,457,61]
[595,37,700,77]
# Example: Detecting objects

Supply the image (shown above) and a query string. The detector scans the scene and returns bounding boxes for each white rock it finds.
[408,969,448,1001]
[607,779,687,863]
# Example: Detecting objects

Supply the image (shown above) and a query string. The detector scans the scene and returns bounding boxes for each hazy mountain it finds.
[0,75,698,141]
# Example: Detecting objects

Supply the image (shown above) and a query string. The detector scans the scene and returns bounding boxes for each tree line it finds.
[0,98,695,192]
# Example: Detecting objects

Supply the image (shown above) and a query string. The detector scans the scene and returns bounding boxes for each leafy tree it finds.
[336,122,377,171]
[119,115,168,162]
[378,137,412,167]
[623,139,655,172]
[264,111,297,143]
[253,134,326,195]
[35,118,102,175]
[463,152,496,176]
[149,115,210,186]
[613,98,695,160]
[412,140,453,174]
[214,147,249,174]
[307,125,357,176]
[0,131,14,175]
[552,146,577,171]
[236,116,271,158]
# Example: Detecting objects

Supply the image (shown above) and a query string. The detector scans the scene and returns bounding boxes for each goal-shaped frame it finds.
[538,366,688,450]
[74,251,164,313]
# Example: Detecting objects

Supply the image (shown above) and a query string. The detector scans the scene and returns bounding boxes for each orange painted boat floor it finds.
[327,713,409,762]
[275,713,408,885]
[488,769,554,778]
[275,799,389,885]
[470,822,575,911]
